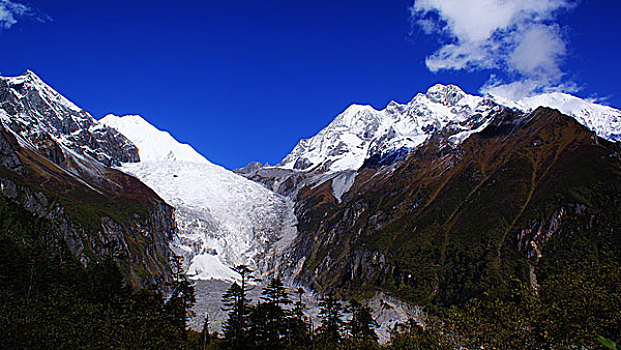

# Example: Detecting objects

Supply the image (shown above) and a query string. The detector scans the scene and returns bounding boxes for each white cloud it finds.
[481,75,581,102]
[481,78,542,101]
[0,0,28,29]
[411,0,577,98]
[509,24,566,80]
[0,0,50,30]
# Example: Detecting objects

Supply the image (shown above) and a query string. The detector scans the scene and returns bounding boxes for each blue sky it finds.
[1,0,620,169]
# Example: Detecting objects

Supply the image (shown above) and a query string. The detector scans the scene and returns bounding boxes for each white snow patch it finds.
[331,170,357,203]
[492,91,621,141]
[276,85,499,174]
[275,84,620,176]
[100,114,208,163]
[187,254,240,282]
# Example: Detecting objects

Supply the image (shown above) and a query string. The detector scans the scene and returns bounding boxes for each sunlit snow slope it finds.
[275,85,621,175]
[276,85,503,174]
[100,114,297,281]
[495,92,621,142]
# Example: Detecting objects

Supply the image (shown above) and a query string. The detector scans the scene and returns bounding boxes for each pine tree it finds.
[247,277,292,349]
[222,282,247,348]
[222,265,255,349]
[288,287,311,349]
[166,254,196,338]
[293,287,306,319]
[201,314,210,350]
[260,277,292,306]
[316,293,344,349]
[249,301,287,349]
[233,264,253,321]
[348,299,379,345]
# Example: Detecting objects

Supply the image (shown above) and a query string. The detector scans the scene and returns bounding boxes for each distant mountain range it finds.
[1,70,619,337]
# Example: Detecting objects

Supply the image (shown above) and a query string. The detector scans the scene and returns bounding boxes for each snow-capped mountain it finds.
[277,85,500,174]
[100,115,297,282]
[495,91,621,142]
[1,70,299,284]
[274,85,620,177]
[0,70,138,167]
[0,71,176,287]
[237,84,620,206]
[0,70,149,196]
[1,69,619,342]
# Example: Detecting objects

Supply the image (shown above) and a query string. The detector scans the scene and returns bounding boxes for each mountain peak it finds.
[0,72,140,166]
[341,103,377,115]
[425,83,467,106]
[23,69,40,79]
[275,83,621,176]
[100,114,209,164]
[4,69,46,86]
[101,114,298,285]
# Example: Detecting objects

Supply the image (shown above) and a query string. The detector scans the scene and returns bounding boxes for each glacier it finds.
[100,114,298,282]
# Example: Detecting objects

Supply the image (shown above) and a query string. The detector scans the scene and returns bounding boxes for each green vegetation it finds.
[0,196,201,349]
[398,259,621,349]
[294,109,620,313]
[214,268,379,350]
[1,108,618,349]
[204,258,620,349]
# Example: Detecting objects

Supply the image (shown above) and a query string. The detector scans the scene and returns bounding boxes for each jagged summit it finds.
[275,85,498,174]
[0,70,299,284]
[271,84,621,175]
[424,83,467,106]
[0,70,175,288]
[3,70,82,114]
[497,91,621,141]
[0,70,139,167]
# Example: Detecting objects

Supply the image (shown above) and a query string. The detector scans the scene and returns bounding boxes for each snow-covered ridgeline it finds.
[276,85,499,174]
[494,92,621,142]
[0,70,139,166]
[100,114,298,282]
[274,85,621,176]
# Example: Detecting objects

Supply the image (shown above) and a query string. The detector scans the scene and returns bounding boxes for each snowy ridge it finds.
[277,84,500,174]
[0,70,139,167]
[99,114,207,163]
[4,70,83,115]
[101,115,298,282]
[275,85,621,175]
[494,92,621,142]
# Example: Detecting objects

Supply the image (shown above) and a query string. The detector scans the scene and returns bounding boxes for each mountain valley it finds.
[0,70,619,348]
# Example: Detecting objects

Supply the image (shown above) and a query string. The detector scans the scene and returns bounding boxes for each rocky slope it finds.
[2,69,619,337]
[272,107,620,308]
[0,71,176,287]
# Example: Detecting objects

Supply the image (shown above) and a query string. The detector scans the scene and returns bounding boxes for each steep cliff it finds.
[0,71,176,287]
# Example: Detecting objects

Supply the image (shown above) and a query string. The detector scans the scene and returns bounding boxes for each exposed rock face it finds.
[237,85,503,202]
[0,71,139,166]
[0,72,176,287]
[234,86,621,326]
[275,85,501,175]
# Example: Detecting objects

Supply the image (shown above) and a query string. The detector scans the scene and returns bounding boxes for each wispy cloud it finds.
[410,0,577,98]
[0,0,51,30]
